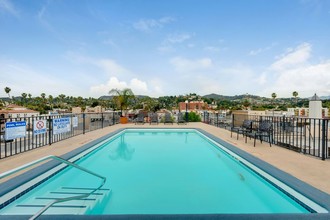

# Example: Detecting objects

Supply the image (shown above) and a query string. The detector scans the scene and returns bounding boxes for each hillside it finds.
[203,93,261,100]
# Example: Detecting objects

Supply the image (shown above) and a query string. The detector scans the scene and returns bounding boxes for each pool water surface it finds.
[0,129,324,216]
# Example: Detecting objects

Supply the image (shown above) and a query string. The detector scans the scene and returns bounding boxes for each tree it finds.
[4,87,11,99]
[48,95,54,109]
[242,99,251,110]
[292,91,298,105]
[271,92,277,100]
[109,88,135,116]
[271,92,277,105]
[40,93,47,105]
[58,94,66,108]
[21,93,27,106]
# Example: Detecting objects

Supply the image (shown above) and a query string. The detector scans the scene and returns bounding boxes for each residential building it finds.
[178,101,208,112]
[0,104,39,119]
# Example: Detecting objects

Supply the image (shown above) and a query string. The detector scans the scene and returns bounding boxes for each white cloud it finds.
[65,52,132,79]
[158,33,193,52]
[133,16,175,32]
[90,77,149,96]
[270,42,311,70]
[170,57,213,72]
[0,0,19,17]
[166,33,191,44]
[96,59,131,77]
[130,78,148,93]
[260,42,330,97]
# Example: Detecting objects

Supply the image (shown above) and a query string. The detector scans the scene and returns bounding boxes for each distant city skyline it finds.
[1,0,330,99]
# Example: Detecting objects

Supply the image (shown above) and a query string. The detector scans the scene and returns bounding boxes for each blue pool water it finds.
[0,129,319,215]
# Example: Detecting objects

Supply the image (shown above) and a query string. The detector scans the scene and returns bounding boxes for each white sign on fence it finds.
[33,119,47,135]
[5,121,26,140]
[73,117,78,128]
[53,118,71,135]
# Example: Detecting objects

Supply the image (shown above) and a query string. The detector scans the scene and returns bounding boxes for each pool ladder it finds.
[0,155,107,220]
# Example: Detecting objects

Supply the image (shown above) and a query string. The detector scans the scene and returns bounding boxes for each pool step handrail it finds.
[0,155,106,220]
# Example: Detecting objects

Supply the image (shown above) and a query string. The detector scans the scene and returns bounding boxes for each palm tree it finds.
[48,95,54,109]
[109,88,135,116]
[271,93,277,103]
[58,94,66,108]
[4,87,11,99]
[292,91,298,105]
[271,92,277,116]
[21,93,27,106]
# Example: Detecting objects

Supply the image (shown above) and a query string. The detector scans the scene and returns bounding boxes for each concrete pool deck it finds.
[0,122,329,196]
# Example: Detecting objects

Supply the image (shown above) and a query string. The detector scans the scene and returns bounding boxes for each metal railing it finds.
[204,112,329,160]
[0,112,120,159]
[0,155,106,220]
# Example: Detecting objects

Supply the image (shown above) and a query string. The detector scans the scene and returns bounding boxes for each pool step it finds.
[11,186,111,215]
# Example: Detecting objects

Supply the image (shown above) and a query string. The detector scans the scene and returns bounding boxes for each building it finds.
[0,104,39,119]
[178,101,208,112]
[85,106,105,113]
[287,108,309,117]
[72,107,82,114]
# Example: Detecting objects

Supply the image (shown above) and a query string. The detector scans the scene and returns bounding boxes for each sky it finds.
[0,0,330,99]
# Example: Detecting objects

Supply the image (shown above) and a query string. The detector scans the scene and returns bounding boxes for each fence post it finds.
[232,114,235,128]
[112,112,115,125]
[101,113,104,128]
[83,113,86,134]
[321,119,326,160]
[48,116,52,145]
[216,112,219,127]
[203,112,205,123]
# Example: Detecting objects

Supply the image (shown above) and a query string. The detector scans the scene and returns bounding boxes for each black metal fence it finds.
[203,112,329,160]
[0,112,120,159]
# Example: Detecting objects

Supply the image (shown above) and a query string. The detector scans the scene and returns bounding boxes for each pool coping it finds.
[0,127,330,219]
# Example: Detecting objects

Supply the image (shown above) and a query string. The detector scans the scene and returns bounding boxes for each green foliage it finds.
[160,115,174,123]
[188,112,201,122]
[109,88,135,115]
[91,101,99,107]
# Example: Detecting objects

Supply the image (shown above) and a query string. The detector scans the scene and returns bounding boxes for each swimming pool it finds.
[0,128,329,219]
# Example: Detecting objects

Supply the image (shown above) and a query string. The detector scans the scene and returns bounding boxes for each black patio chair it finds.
[230,119,253,141]
[149,113,158,125]
[177,112,186,124]
[135,113,145,125]
[248,120,273,147]
[164,113,173,124]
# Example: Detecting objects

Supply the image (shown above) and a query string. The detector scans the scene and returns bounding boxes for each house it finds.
[178,101,208,112]
[0,104,39,119]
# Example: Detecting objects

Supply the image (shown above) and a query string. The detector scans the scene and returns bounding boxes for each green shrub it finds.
[188,112,201,122]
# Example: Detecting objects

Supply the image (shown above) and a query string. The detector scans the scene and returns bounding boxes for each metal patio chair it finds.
[247,120,273,147]
[177,112,186,124]
[164,113,173,124]
[149,113,159,125]
[231,119,253,141]
[135,113,145,125]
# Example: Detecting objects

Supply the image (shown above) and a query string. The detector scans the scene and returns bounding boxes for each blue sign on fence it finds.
[53,117,71,135]
[5,121,27,140]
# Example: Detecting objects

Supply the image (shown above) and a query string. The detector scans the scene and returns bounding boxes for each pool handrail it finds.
[0,155,107,220]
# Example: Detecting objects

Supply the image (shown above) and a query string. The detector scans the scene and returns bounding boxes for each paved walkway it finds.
[1,122,329,195]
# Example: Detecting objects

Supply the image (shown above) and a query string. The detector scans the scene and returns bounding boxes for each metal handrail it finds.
[0,155,106,220]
